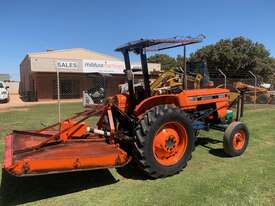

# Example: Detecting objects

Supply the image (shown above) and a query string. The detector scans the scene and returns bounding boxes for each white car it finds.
[0,81,9,103]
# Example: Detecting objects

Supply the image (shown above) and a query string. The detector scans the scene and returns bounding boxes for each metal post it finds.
[140,49,151,97]
[123,50,135,110]
[235,96,241,121]
[240,91,245,117]
[183,45,187,89]
[218,69,227,88]
[249,71,257,107]
[56,67,61,123]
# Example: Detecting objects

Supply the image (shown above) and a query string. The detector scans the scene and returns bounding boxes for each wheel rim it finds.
[152,122,188,166]
[232,130,246,150]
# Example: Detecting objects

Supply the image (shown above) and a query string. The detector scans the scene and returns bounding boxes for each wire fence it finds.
[82,75,106,106]
[16,68,270,125]
[53,68,275,121]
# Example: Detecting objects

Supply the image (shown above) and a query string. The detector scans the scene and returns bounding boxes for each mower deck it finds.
[3,131,130,176]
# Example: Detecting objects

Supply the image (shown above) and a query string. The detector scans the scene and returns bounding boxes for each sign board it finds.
[83,60,125,74]
[54,59,160,74]
[56,61,78,70]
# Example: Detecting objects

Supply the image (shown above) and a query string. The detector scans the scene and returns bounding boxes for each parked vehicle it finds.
[0,81,9,103]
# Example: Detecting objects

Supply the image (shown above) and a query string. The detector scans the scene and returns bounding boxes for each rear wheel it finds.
[223,122,249,157]
[134,105,194,178]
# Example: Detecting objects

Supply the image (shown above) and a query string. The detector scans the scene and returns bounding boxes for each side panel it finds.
[4,135,130,176]
[134,88,230,118]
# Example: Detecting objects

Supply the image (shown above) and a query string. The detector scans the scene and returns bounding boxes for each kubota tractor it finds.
[2,36,249,178]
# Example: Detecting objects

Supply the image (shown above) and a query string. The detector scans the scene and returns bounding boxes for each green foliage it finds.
[147,37,275,82]
[147,54,176,70]
[175,55,188,70]
[148,54,189,71]
[190,37,275,82]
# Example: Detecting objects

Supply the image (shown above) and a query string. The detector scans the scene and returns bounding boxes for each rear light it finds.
[207,115,214,120]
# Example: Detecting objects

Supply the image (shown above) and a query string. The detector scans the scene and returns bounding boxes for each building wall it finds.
[33,73,55,99]
[31,72,127,100]
[31,57,83,73]
[33,73,89,99]
[19,56,32,96]
[6,81,19,94]
[29,57,160,74]
[19,49,161,100]
[23,70,160,100]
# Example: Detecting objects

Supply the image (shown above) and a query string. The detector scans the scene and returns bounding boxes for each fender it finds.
[133,94,180,117]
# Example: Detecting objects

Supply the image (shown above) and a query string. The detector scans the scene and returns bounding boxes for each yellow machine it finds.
[231,81,272,103]
[150,69,204,94]
[150,70,182,94]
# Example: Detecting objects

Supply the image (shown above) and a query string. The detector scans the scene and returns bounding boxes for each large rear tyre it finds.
[223,122,249,157]
[134,105,194,178]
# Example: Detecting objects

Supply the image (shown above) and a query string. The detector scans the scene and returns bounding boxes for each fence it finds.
[209,70,275,105]
[53,68,275,121]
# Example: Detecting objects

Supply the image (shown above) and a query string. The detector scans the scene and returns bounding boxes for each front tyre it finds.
[223,122,249,157]
[134,105,194,178]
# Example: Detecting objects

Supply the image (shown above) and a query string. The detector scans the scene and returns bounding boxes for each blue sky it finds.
[0,0,275,80]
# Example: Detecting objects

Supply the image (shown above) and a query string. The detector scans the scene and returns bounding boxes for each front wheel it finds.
[134,105,194,178]
[223,122,249,157]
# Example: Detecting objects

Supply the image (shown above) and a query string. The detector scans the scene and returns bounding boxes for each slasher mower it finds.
[2,36,249,178]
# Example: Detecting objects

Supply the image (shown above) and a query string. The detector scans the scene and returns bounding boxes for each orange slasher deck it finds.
[3,131,130,176]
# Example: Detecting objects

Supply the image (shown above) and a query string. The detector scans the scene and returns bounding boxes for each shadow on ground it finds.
[196,137,229,158]
[117,136,230,180]
[116,161,149,180]
[0,136,229,205]
[0,169,118,206]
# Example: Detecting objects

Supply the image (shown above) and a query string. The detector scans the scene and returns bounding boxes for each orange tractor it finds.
[3,36,249,178]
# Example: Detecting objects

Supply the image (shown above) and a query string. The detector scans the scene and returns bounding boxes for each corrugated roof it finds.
[28,48,121,61]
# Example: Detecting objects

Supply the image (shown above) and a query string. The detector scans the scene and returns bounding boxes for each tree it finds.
[190,37,275,82]
[147,54,176,70]
[175,55,189,70]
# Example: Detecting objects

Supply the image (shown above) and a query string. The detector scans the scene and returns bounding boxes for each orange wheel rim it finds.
[152,122,188,166]
[232,130,246,150]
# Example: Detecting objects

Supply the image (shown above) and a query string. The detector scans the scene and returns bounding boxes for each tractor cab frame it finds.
[115,35,205,110]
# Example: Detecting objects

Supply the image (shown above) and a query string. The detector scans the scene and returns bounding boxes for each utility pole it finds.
[56,66,61,123]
